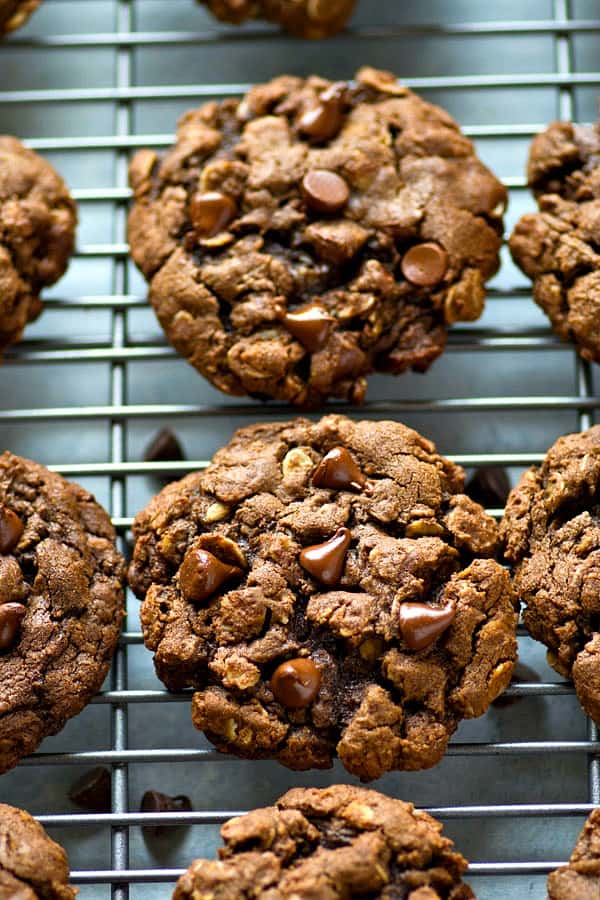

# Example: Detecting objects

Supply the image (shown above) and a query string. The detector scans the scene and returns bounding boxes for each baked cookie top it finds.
[129,415,517,781]
[0,0,40,35]
[502,425,600,726]
[0,136,76,353]
[174,784,474,899]
[197,0,356,39]
[548,809,600,900]
[0,803,76,899]
[128,67,506,406]
[0,451,125,774]
[509,120,600,363]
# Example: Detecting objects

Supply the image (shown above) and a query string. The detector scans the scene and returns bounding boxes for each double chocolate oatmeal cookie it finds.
[129,415,517,780]
[0,0,40,34]
[0,452,125,774]
[128,67,506,406]
[548,809,600,900]
[509,120,600,363]
[0,803,76,899]
[174,785,474,899]
[0,136,76,354]
[502,426,600,728]
[197,0,355,39]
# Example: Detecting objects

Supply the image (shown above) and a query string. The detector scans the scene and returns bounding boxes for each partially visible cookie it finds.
[548,809,600,899]
[128,66,506,406]
[0,136,76,354]
[0,451,126,774]
[502,426,600,725]
[197,0,356,39]
[0,803,76,899]
[0,0,40,34]
[174,784,474,899]
[129,415,517,781]
[509,120,600,363]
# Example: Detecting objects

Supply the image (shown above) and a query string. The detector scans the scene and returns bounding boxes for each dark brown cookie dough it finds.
[548,809,600,899]
[0,451,126,774]
[196,0,355,39]
[0,136,76,354]
[509,120,600,363]
[0,803,76,899]
[174,784,474,900]
[502,426,600,727]
[128,67,506,406]
[0,0,40,34]
[129,415,517,780]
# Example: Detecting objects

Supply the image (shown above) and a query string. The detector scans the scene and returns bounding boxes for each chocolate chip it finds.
[0,506,23,555]
[143,428,185,463]
[281,303,335,352]
[179,548,243,604]
[302,170,349,215]
[297,83,347,143]
[300,527,351,586]
[0,602,26,651]
[68,767,112,812]
[466,466,511,509]
[189,191,237,238]
[271,658,321,709]
[312,446,366,492]
[140,790,192,838]
[401,242,448,287]
[399,600,456,651]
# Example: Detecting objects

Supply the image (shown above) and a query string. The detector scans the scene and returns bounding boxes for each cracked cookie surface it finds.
[509,120,600,363]
[129,415,517,780]
[548,809,600,899]
[0,136,76,354]
[174,785,474,899]
[0,452,126,775]
[197,0,355,38]
[128,67,506,406]
[0,0,40,34]
[0,803,76,899]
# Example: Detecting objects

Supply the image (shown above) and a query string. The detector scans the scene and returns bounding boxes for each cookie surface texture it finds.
[548,809,600,899]
[0,0,40,34]
[197,0,356,38]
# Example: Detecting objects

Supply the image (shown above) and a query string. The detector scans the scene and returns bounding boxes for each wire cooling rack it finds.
[1,0,600,897]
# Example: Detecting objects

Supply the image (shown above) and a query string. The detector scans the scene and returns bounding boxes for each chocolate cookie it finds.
[0,803,76,899]
[0,0,40,34]
[502,426,600,727]
[174,784,474,900]
[0,451,126,774]
[129,415,517,780]
[128,67,506,406]
[548,810,600,899]
[509,120,600,363]
[196,0,355,39]
[0,136,76,354]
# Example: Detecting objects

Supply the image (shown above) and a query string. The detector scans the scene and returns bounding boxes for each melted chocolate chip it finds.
[312,446,366,491]
[141,790,193,838]
[271,658,321,709]
[0,602,26,651]
[69,767,112,813]
[300,527,351,586]
[189,191,237,238]
[466,466,510,509]
[281,303,335,352]
[302,170,350,215]
[297,83,347,143]
[401,242,448,287]
[0,506,23,555]
[399,600,456,651]
[179,548,242,604]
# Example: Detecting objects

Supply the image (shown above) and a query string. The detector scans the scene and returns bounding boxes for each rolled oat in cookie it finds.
[0,0,40,34]
[197,0,356,39]
[129,415,518,781]
[128,67,506,407]
[0,136,76,354]
[0,452,126,775]
[548,809,600,899]
[509,120,600,363]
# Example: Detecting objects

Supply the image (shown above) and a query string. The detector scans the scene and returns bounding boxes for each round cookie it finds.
[128,66,506,406]
[0,451,125,774]
[174,784,474,900]
[548,809,600,900]
[502,425,600,727]
[196,0,356,39]
[509,120,600,363]
[0,803,76,899]
[129,415,517,781]
[0,136,76,354]
[0,0,40,34]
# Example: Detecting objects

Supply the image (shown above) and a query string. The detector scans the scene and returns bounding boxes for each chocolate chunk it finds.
[68,767,112,813]
[0,506,23,554]
[143,428,185,463]
[179,548,243,604]
[302,170,349,215]
[281,303,335,352]
[0,602,26,651]
[312,446,366,491]
[401,242,448,287]
[271,658,321,709]
[189,191,237,238]
[466,466,510,509]
[140,790,192,838]
[399,600,456,651]
[300,527,351,586]
[297,84,347,142]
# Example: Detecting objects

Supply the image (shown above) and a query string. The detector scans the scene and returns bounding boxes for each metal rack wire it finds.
[1,1,600,897]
